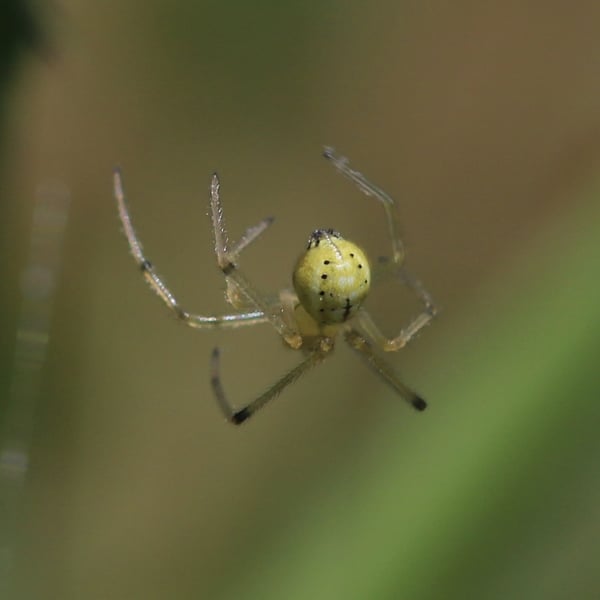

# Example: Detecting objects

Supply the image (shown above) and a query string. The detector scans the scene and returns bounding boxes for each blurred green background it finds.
[1,2,600,599]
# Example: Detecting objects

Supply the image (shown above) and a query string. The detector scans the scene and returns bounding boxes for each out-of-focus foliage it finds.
[0,1,42,101]
[222,192,600,600]
[2,2,600,599]
[0,0,45,448]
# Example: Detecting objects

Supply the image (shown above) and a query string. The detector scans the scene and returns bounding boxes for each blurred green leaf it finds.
[221,188,600,600]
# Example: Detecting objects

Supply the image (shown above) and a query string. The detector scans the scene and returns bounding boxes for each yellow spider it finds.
[113,148,436,424]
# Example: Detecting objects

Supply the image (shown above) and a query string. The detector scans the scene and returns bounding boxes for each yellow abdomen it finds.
[292,229,371,326]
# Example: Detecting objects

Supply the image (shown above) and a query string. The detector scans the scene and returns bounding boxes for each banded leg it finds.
[210,173,303,349]
[344,329,426,411]
[210,340,332,424]
[323,148,437,350]
[113,168,268,329]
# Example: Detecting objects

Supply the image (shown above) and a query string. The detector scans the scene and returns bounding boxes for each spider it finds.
[113,148,437,425]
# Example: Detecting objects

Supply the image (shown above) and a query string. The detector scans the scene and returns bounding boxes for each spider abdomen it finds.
[293,229,371,326]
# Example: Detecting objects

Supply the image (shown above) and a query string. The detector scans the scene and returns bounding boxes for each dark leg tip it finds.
[412,396,427,412]
[231,407,251,425]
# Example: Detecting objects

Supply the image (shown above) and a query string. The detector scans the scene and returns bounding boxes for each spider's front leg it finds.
[209,173,303,349]
[323,148,437,351]
[113,168,268,329]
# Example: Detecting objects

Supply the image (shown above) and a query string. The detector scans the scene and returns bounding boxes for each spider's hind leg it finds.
[210,340,332,424]
[344,328,426,411]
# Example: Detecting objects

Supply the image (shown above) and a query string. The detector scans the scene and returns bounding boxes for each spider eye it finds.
[306,228,341,248]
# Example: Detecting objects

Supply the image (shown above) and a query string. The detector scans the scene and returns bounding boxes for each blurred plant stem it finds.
[0,184,70,598]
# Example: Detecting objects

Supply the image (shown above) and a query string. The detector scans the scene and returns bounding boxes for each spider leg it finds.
[229,216,274,258]
[356,270,436,352]
[210,340,332,424]
[323,148,437,351]
[344,329,427,411]
[210,173,303,349]
[220,218,276,311]
[323,147,404,263]
[113,168,268,329]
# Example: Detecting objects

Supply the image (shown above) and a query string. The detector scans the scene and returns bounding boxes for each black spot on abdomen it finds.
[342,298,352,321]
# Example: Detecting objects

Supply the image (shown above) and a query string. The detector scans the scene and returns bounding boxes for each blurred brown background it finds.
[1,2,600,599]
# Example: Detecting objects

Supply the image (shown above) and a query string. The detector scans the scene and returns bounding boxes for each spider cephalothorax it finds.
[113,148,436,424]
[306,228,340,248]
